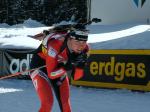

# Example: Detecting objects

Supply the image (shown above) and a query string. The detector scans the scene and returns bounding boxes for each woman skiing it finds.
[30,25,89,112]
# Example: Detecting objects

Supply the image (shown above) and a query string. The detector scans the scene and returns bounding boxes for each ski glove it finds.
[58,52,88,70]
[57,60,73,71]
[74,52,88,69]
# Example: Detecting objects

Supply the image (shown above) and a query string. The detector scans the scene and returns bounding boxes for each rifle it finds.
[27,18,101,40]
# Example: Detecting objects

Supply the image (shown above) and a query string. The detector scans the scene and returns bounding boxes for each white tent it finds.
[87,0,150,25]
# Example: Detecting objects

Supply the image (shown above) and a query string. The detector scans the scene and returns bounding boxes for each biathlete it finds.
[30,25,89,112]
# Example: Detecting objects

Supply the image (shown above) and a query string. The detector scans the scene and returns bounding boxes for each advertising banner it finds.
[2,49,34,79]
[71,50,150,91]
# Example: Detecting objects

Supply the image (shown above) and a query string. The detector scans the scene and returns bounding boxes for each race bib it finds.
[48,47,57,58]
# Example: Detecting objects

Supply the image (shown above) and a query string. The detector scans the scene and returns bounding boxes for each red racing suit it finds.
[30,32,89,112]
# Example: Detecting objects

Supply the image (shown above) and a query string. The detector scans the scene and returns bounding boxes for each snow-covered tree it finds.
[0,0,87,25]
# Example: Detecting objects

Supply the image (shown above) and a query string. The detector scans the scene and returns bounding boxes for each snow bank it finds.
[0,19,150,49]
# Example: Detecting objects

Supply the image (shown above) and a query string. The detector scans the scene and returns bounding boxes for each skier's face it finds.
[68,38,87,53]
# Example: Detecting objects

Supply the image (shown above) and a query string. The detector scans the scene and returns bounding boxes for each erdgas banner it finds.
[71,50,150,91]
[2,49,34,79]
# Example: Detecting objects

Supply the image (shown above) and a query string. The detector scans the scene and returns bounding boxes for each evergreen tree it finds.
[0,0,87,25]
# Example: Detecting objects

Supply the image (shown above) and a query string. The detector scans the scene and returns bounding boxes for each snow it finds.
[88,24,150,49]
[0,19,150,49]
[0,19,150,112]
[0,79,150,112]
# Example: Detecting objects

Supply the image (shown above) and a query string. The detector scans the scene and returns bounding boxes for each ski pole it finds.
[0,65,46,80]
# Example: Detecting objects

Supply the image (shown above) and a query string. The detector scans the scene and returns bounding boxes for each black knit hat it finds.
[69,30,88,41]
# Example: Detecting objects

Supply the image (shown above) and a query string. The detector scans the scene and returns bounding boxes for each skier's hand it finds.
[74,52,88,69]
[57,61,73,71]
